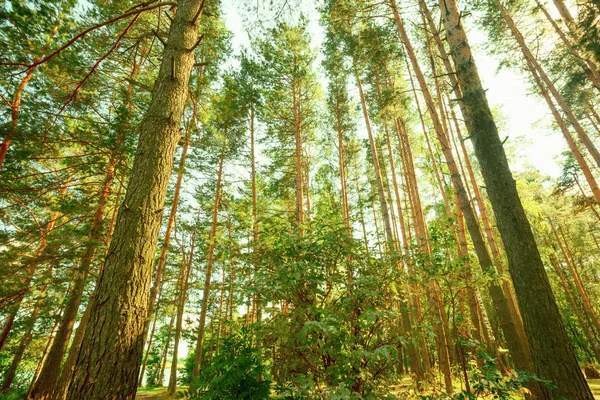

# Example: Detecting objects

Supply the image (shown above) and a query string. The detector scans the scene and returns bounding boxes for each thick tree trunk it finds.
[391,0,532,373]
[65,1,205,397]
[30,123,124,400]
[439,0,593,396]
[145,121,192,341]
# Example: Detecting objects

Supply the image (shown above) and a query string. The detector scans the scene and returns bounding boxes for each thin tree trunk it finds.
[168,219,196,394]
[354,64,395,249]
[158,313,176,388]
[0,184,67,352]
[0,63,37,168]
[495,0,600,169]
[30,115,125,399]
[1,285,46,393]
[536,0,600,90]
[549,253,600,363]
[193,144,226,376]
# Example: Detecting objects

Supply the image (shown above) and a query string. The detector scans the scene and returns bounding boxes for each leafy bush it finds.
[419,339,554,400]
[188,328,272,400]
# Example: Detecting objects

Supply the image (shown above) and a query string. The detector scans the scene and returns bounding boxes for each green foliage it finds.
[420,339,555,400]
[189,328,272,400]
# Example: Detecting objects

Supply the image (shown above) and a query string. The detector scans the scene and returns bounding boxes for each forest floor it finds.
[134,379,600,399]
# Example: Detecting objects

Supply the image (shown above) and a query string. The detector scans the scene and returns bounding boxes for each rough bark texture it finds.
[390,0,532,373]
[439,0,593,397]
[65,1,204,397]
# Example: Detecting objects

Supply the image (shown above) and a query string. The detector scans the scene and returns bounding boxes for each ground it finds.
[134,379,600,399]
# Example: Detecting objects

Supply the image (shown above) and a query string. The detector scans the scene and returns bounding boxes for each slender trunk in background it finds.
[0,183,67,352]
[66,0,206,397]
[249,102,262,323]
[158,313,176,388]
[549,219,600,335]
[193,144,226,376]
[0,62,37,168]
[525,51,600,204]
[292,60,305,235]
[548,252,600,363]
[216,267,226,353]
[439,0,593,396]
[335,94,351,232]
[1,285,47,393]
[354,64,395,249]
[536,0,600,90]
[494,0,600,170]
[168,220,196,394]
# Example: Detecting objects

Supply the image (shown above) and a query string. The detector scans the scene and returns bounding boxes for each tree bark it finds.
[438,0,593,396]
[391,0,532,373]
[65,1,206,397]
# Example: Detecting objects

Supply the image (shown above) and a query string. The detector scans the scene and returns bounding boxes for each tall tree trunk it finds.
[0,182,67,352]
[1,285,46,393]
[30,115,126,399]
[391,0,532,373]
[439,0,593,396]
[549,219,600,335]
[158,313,176,388]
[536,0,600,90]
[335,94,351,232]
[65,1,206,397]
[145,119,192,343]
[193,144,226,376]
[354,64,395,249]
[292,64,305,235]
[549,252,600,363]
[0,62,36,168]
[168,220,196,394]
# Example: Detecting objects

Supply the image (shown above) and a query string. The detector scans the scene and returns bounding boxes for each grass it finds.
[136,386,188,400]
[589,378,600,399]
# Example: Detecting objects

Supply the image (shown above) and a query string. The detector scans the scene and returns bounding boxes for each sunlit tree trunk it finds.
[66,1,206,397]
[390,0,533,374]
[193,144,226,376]
[439,0,593,396]
[168,216,197,394]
